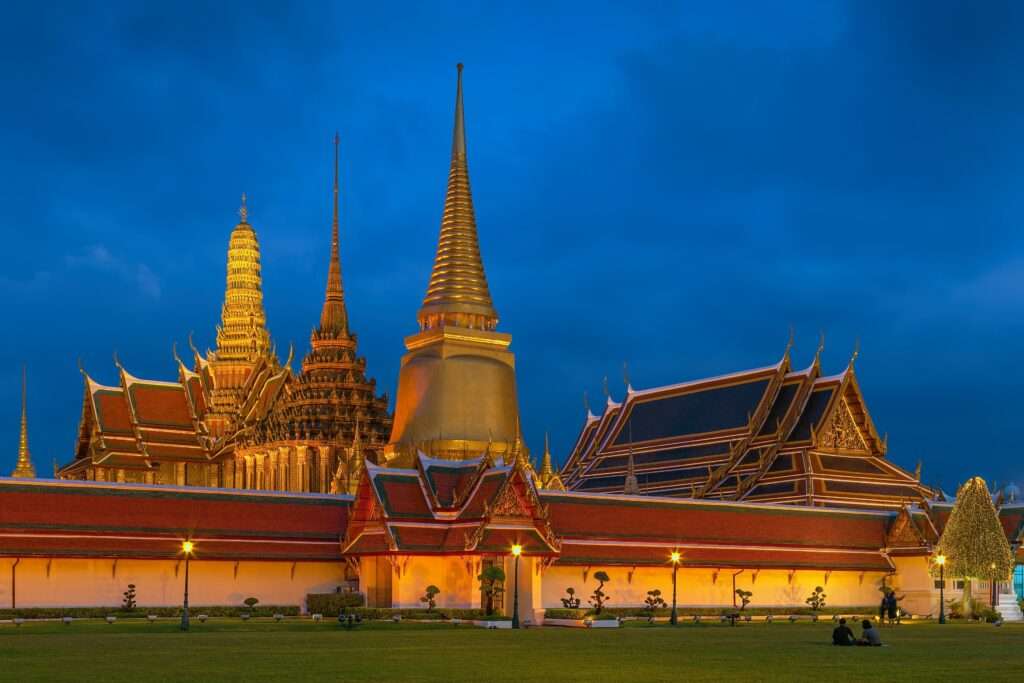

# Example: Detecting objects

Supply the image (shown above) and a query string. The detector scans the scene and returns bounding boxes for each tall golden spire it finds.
[418,63,497,332]
[319,132,348,335]
[12,365,36,478]
[214,194,273,362]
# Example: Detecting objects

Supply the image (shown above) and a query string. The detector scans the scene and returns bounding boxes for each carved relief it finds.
[819,398,868,451]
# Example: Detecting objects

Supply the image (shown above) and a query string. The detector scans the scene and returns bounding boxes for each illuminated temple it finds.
[2,65,1021,617]
[56,136,391,494]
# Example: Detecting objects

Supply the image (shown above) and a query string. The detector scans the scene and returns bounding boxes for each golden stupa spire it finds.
[214,194,273,362]
[417,63,497,332]
[319,132,348,335]
[12,365,36,478]
[541,432,554,478]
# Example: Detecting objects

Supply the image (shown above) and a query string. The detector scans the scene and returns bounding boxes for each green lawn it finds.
[1,618,1021,681]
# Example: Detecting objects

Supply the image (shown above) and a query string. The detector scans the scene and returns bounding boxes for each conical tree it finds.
[934,476,1014,613]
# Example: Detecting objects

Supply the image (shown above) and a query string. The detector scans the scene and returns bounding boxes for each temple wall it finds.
[385,556,481,609]
[540,566,888,609]
[0,558,344,611]
[889,556,939,615]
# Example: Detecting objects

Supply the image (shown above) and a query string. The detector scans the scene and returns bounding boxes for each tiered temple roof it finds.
[241,135,392,493]
[561,342,934,510]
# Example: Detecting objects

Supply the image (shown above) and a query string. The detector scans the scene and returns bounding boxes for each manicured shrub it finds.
[121,584,137,611]
[543,608,588,620]
[589,571,610,614]
[735,589,752,610]
[560,587,580,609]
[805,586,826,611]
[478,566,506,616]
[420,585,440,611]
[306,592,366,616]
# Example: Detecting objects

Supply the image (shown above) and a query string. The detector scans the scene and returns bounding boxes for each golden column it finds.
[11,366,36,478]
[385,64,522,466]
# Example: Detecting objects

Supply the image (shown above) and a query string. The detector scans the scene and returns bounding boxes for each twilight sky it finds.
[1,2,1022,493]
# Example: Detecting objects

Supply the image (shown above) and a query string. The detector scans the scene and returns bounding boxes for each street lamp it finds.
[935,554,946,625]
[669,551,681,626]
[181,540,194,631]
[511,544,522,629]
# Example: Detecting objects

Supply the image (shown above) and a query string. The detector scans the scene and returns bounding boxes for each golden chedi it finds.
[386,64,522,467]
[204,195,278,437]
[11,366,36,478]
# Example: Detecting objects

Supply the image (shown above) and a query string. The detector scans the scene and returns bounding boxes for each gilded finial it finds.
[417,63,497,331]
[849,338,860,368]
[814,331,825,365]
[785,325,794,357]
[239,193,248,223]
[172,341,182,366]
[582,390,591,417]
[622,362,632,392]
[112,350,122,369]
[77,357,87,377]
[319,131,348,335]
[12,365,36,478]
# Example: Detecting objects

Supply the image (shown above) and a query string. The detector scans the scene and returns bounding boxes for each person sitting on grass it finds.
[857,619,882,647]
[832,618,855,646]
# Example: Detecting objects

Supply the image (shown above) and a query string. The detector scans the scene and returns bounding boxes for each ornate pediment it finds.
[886,507,927,548]
[818,397,868,452]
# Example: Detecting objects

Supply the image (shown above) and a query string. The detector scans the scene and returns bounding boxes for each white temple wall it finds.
[539,566,888,609]
[1,558,344,611]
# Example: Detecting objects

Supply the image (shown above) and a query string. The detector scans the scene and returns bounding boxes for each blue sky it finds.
[1,2,1022,493]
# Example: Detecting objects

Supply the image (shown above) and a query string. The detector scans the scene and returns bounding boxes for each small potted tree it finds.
[420,585,441,612]
[241,597,259,620]
[644,589,666,623]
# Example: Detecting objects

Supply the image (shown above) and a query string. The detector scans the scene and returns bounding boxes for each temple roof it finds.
[562,346,934,510]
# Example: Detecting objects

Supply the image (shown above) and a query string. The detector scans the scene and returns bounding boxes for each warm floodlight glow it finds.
[670,551,681,564]
[182,540,194,554]
[935,554,946,566]
[511,544,522,557]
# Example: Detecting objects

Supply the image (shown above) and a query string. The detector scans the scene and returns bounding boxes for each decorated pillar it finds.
[174,462,186,486]
[296,445,310,493]
[278,446,289,491]
[244,454,254,489]
[318,447,330,494]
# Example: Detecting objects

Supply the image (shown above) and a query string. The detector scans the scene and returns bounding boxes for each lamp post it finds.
[511,544,522,629]
[180,540,194,631]
[936,554,946,625]
[990,562,997,608]
[669,551,681,626]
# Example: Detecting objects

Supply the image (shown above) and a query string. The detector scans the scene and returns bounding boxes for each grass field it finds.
[1,618,1022,681]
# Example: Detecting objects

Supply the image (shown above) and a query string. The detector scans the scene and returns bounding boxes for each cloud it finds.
[65,244,162,299]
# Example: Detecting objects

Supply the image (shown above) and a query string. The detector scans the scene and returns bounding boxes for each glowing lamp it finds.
[511,544,522,557]
[182,540,194,555]
[670,551,681,564]
[935,554,946,566]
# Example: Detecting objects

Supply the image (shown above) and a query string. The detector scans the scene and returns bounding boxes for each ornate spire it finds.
[418,63,497,332]
[623,448,640,495]
[12,365,36,478]
[214,194,273,362]
[319,132,348,335]
[538,431,565,490]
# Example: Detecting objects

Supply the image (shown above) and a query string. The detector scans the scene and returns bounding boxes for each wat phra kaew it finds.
[2,66,1022,619]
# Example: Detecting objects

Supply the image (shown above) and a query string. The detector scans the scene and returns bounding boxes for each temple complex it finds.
[385,64,523,468]
[2,64,1020,619]
[56,142,390,493]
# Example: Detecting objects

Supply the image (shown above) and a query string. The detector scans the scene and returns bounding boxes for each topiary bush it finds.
[306,592,366,616]
[589,571,611,615]
[560,587,580,609]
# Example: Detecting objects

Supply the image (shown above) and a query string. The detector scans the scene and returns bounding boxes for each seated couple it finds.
[832,618,882,647]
